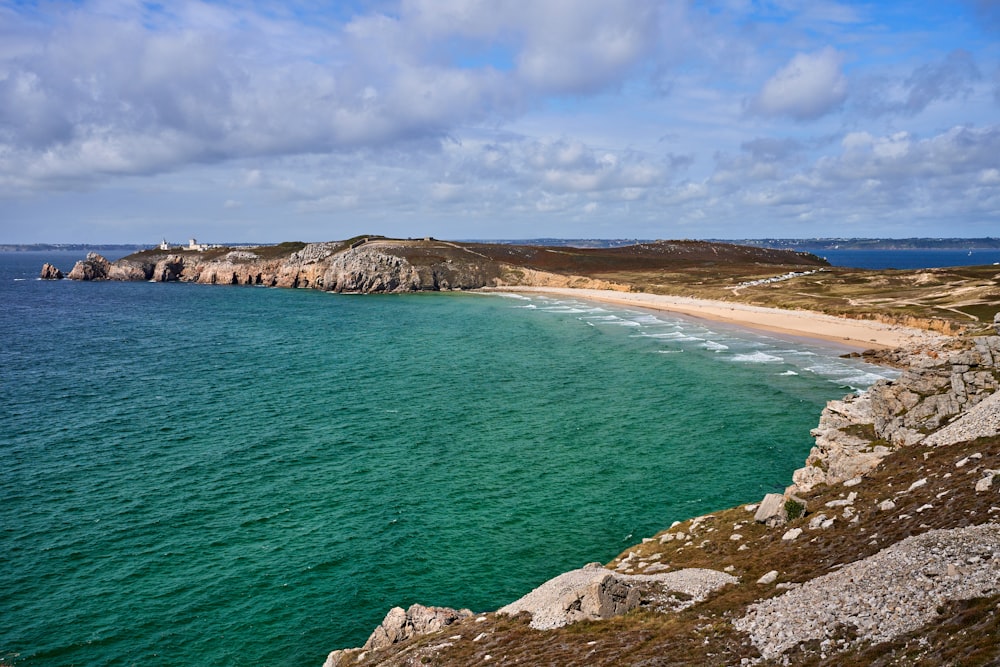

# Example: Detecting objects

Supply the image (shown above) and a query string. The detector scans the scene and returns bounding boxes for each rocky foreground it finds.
[320,331,1000,666]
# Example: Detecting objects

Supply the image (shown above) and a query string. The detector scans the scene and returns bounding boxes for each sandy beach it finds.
[493,287,945,351]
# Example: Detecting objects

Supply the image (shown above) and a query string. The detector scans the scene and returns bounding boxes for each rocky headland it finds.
[43,236,828,294]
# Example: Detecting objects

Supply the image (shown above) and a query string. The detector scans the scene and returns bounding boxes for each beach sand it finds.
[493,287,945,351]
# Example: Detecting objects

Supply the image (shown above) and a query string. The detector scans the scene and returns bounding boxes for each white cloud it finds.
[747,47,847,120]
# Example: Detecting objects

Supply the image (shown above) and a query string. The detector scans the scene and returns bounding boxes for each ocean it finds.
[810,248,1000,270]
[1,251,898,666]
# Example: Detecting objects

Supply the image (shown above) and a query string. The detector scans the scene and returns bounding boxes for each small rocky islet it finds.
[47,239,1000,665]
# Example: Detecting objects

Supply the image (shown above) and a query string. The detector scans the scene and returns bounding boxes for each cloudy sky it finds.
[1,0,998,243]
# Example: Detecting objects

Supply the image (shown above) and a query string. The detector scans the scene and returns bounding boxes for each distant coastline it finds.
[7,237,1000,253]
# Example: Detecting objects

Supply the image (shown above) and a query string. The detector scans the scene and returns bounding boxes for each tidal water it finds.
[0,252,897,666]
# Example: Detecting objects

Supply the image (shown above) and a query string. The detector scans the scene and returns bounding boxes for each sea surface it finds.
[1,252,900,666]
[811,248,1000,270]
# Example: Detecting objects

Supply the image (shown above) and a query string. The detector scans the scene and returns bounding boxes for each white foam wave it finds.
[837,373,889,388]
[778,370,799,376]
[493,292,531,300]
[701,341,729,351]
[730,352,783,363]
[514,304,537,309]
[581,315,622,321]
[639,331,689,339]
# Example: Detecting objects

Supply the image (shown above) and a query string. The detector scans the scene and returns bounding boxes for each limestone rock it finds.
[362,603,472,652]
[781,528,803,541]
[757,570,779,585]
[39,263,63,280]
[66,252,111,280]
[975,471,997,492]
[754,493,787,526]
[497,564,736,630]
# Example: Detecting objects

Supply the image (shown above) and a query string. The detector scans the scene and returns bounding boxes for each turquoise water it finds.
[0,253,896,666]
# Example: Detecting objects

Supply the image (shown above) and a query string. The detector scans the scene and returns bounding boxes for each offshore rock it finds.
[39,263,63,280]
[66,252,111,280]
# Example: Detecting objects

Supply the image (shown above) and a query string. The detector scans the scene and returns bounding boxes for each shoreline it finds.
[486,287,945,352]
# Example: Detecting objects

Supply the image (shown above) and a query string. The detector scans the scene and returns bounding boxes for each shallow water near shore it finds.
[0,252,897,666]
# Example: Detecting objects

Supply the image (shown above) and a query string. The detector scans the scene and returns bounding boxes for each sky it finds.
[1,0,998,243]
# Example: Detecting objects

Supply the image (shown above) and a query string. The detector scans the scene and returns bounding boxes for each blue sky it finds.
[1,0,998,243]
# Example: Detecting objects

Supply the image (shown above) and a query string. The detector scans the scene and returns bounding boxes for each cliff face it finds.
[791,336,1000,494]
[62,237,829,295]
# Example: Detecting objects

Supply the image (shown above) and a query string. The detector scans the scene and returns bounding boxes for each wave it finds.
[701,341,729,351]
[730,351,783,363]
[492,292,532,300]
[580,315,622,321]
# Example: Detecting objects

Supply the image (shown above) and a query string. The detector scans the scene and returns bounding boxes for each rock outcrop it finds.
[497,564,736,630]
[790,336,1000,494]
[39,263,63,280]
[323,604,472,667]
[66,252,111,280]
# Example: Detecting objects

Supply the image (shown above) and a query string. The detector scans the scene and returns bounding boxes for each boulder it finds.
[757,570,779,585]
[754,493,787,527]
[39,263,63,280]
